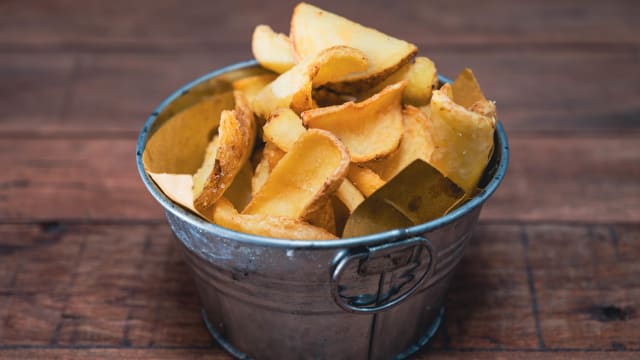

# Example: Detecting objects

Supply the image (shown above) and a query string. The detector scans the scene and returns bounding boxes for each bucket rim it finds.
[136,60,509,249]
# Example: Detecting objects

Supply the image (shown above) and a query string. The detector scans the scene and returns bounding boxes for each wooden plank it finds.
[0,349,638,360]
[527,224,640,350]
[1,134,637,223]
[1,49,638,133]
[0,0,638,50]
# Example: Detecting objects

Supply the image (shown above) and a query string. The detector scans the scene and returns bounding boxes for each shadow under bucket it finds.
[136,60,509,360]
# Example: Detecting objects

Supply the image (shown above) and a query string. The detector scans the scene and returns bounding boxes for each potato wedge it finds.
[361,57,438,106]
[252,45,368,118]
[251,152,271,196]
[263,108,307,152]
[243,129,349,219]
[427,84,496,194]
[347,165,385,197]
[367,105,433,180]
[303,198,336,235]
[290,3,417,93]
[213,197,337,240]
[143,92,234,174]
[193,92,256,211]
[232,73,278,108]
[302,81,406,162]
[451,68,486,109]
[192,136,220,198]
[252,25,296,74]
[263,141,285,169]
[335,179,365,213]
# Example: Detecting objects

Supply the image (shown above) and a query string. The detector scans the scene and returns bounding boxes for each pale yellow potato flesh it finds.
[302,81,406,162]
[290,3,417,91]
[243,129,349,219]
[262,108,307,152]
[252,45,368,118]
[193,92,256,211]
[347,165,385,197]
[262,141,285,169]
[252,25,296,74]
[251,153,271,196]
[427,86,496,194]
[213,197,337,240]
[362,57,438,106]
[232,73,278,109]
[335,179,365,213]
[367,105,434,181]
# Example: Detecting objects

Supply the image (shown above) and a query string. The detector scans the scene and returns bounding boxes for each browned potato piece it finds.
[252,45,368,118]
[263,141,285,169]
[302,81,406,162]
[263,108,307,152]
[213,197,338,240]
[348,165,385,197]
[427,84,496,194]
[290,3,417,93]
[361,57,438,106]
[368,105,433,181]
[335,179,365,213]
[252,25,296,73]
[193,92,256,211]
[243,129,349,219]
[303,199,336,235]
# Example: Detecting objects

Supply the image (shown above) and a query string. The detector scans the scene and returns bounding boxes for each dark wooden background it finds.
[1,0,639,359]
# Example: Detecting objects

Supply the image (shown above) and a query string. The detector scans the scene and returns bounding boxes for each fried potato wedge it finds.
[347,165,385,197]
[252,45,368,118]
[343,159,464,237]
[192,136,220,198]
[290,3,417,92]
[263,141,285,169]
[427,84,496,194]
[303,198,336,235]
[361,57,438,106]
[335,179,365,213]
[193,92,256,211]
[451,68,486,109]
[367,105,433,180]
[303,81,405,162]
[252,25,296,74]
[213,197,337,240]
[143,92,234,174]
[232,73,278,105]
[243,129,349,219]
[263,108,307,152]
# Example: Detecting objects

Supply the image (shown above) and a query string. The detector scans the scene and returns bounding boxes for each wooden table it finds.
[1,1,638,359]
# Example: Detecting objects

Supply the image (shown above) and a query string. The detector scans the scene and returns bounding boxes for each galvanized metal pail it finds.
[136,60,509,360]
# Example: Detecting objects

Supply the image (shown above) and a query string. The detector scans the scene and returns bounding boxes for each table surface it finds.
[1,1,639,359]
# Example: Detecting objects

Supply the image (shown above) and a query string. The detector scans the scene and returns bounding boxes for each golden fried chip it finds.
[252,45,368,118]
[143,92,234,174]
[367,105,433,180]
[251,152,271,196]
[263,141,285,169]
[347,165,385,197]
[335,178,365,213]
[361,57,437,106]
[213,197,337,240]
[252,25,296,74]
[451,68,486,109]
[303,198,336,235]
[232,73,278,104]
[290,3,417,93]
[427,84,496,194]
[243,129,349,219]
[262,108,307,152]
[302,81,405,162]
[343,159,465,237]
[193,92,256,211]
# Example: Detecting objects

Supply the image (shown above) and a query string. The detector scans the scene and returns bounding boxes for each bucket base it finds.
[201,307,444,360]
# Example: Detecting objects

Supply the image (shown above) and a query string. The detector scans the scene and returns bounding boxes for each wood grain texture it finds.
[1,49,638,133]
[1,134,638,223]
[1,223,637,357]
[0,0,638,50]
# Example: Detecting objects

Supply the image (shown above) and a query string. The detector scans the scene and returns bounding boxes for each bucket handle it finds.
[330,236,437,313]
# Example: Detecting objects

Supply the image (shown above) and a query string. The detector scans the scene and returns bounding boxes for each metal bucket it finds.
[136,60,509,360]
